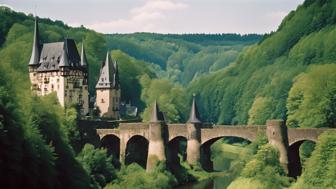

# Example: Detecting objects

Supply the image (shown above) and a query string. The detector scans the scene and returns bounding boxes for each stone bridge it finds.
[91,98,335,177]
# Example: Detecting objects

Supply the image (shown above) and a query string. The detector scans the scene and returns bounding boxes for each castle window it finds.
[101,98,105,103]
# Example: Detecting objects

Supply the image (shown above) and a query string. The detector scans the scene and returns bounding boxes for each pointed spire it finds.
[105,51,114,81]
[80,41,88,68]
[28,16,40,66]
[96,51,117,89]
[150,100,164,123]
[188,94,201,123]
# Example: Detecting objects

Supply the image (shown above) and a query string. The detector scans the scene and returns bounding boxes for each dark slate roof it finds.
[150,100,165,123]
[187,95,201,123]
[96,52,119,89]
[36,39,81,72]
[28,17,41,66]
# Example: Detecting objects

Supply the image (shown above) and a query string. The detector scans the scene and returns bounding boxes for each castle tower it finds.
[28,17,89,115]
[95,52,120,119]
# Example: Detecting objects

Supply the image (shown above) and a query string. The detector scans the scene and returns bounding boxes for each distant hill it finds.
[105,33,262,84]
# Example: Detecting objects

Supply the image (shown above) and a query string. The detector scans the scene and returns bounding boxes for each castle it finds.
[28,17,120,118]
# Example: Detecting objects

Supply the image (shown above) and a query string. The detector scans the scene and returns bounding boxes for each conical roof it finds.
[96,51,117,89]
[28,16,41,66]
[80,42,88,68]
[150,100,165,123]
[187,95,201,123]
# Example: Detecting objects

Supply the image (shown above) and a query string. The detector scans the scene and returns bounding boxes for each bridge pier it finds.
[146,102,167,172]
[266,120,289,173]
[186,122,201,166]
[186,96,202,168]
[119,135,127,165]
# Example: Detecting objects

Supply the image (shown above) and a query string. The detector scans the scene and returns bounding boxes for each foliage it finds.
[290,132,336,189]
[62,106,82,151]
[287,64,336,128]
[77,144,117,189]
[190,0,336,125]
[104,163,177,189]
[0,53,93,189]
[106,33,261,84]
[227,178,267,189]
[228,145,291,189]
[248,133,268,154]
[111,50,155,112]
[248,97,273,125]
[29,94,93,189]
[140,75,189,123]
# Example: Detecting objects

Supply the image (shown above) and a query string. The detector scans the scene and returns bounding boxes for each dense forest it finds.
[1,0,336,188]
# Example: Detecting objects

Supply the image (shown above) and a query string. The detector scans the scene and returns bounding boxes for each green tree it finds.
[287,64,336,128]
[290,132,336,189]
[77,144,117,189]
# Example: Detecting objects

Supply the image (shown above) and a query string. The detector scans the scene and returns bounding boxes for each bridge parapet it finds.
[96,129,120,139]
[167,124,188,141]
[287,128,333,146]
[201,125,266,144]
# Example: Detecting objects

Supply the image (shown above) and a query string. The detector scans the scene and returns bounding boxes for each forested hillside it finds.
[190,0,336,126]
[1,0,336,188]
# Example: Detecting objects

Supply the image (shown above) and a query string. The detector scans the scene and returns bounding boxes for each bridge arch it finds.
[101,134,120,168]
[168,136,187,168]
[288,139,316,178]
[200,136,252,171]
[125,135,149,168]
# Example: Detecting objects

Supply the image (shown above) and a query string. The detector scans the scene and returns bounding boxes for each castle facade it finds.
[28,17,120,118]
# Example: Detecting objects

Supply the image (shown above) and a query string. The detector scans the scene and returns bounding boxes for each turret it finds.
[95,51,121,119]
[266,120,289,174]
[28,16,41,71]
[186,95,202,168]
[150,100,165,123]
[147,101,167,172]
[188,94,201,123]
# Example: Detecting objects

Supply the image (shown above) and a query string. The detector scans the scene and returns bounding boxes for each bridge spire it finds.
[188,94,201,123]
[150,100,164,123]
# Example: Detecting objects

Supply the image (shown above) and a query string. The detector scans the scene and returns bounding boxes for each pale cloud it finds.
[268,11,288,21]
[88,0,188,33]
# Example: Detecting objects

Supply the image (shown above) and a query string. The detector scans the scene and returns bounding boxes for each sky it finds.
[1,0,304,34]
